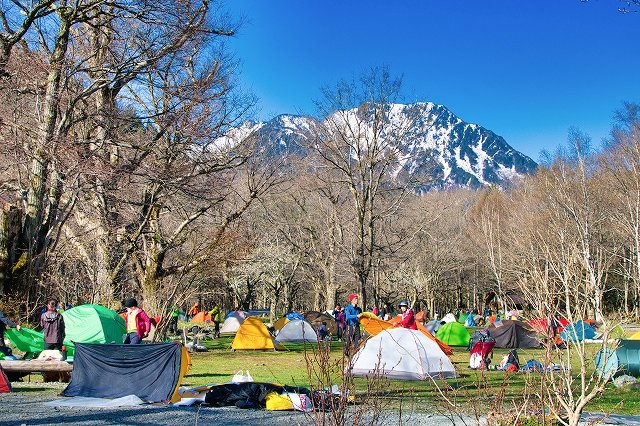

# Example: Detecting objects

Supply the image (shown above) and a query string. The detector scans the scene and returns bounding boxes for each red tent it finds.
[0,364,11,393]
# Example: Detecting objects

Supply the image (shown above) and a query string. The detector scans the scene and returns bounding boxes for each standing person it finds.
[187,302,201,320]
[208,304,223,338]
[344,293,362,353]
[333,304,346,340]
[123,298,151,344]
[40,299,65,350]
[0,310,20,353]
[168,305,181,335]
[397,300,417,330]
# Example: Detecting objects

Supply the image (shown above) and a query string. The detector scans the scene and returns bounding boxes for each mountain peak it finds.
[229,102,537,190]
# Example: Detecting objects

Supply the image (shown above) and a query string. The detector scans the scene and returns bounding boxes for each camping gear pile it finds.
[468,329,496,369]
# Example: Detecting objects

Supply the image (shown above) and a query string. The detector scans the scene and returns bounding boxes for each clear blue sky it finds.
[227,1,640,161]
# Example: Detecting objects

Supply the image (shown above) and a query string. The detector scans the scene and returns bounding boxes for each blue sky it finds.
[227,1,640,161]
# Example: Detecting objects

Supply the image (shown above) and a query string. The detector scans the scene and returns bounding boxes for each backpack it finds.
[524,359,544,372]
[506,349,520,368]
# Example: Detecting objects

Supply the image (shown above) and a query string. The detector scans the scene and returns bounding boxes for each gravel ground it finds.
[3,383,640,426]
[0,383,477,426]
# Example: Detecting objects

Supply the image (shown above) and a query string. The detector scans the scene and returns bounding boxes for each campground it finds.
[3,333,640,426]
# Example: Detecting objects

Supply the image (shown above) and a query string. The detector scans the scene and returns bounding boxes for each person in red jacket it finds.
[398,300,417,330]
[122,298,151,344]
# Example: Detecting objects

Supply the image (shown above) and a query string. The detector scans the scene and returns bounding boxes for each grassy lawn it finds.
[180,335,640,416]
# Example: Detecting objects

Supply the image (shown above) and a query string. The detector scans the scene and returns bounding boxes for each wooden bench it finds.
[0,360,73,382]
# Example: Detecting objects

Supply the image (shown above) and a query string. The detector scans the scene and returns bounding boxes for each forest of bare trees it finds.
[1,2,640,334]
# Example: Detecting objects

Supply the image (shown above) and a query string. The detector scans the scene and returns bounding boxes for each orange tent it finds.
[361,316,395,336]
[415,311,426,323]
[190,311,211,323]
[363,314,453,356]
[389,314,402,326]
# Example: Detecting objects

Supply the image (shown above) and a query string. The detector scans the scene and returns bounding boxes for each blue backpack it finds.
[523,359,544,372]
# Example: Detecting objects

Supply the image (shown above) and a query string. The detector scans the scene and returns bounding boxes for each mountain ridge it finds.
[225,101,537,191]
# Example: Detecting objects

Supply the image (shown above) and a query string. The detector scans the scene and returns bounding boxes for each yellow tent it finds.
[170,345,192,402]
[273,316,289,331]
[231,317,283,350]
[629,330,640,340]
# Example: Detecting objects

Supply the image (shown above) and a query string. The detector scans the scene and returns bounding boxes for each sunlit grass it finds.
[181,336,640,415]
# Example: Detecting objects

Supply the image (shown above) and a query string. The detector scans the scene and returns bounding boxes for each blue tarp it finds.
[285,312,304,321]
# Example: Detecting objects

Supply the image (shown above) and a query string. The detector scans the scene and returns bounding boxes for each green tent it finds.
[4,327,64,356]
[457,313,469,324]
[435,322,471,347]
[5,304,125,357]
[62,304,126,347]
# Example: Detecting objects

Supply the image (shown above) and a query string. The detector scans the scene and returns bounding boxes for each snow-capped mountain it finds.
[227,102,537,190]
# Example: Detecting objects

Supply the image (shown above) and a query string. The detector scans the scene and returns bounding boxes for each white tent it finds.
[441,313,457,323]
[351,328,457,380]
[219,311,247,334]
[275,319,318,343]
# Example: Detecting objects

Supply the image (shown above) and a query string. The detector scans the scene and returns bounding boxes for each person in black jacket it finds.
[0,310,19,352]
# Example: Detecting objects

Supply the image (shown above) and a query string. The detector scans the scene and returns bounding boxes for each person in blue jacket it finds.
[344,293,362,354]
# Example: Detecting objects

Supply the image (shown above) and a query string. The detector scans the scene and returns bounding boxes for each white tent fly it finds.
[219,311,247,334]
[275,319,318,343]
[351,328,457,380]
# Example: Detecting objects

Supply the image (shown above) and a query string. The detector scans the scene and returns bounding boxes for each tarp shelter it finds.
[275,319,318,343]
[435,322,471,347]
[62,304,126,348]
[0,363,10,393]
[220,311,247,334]
[285,312,304,321]
[231,317,282,351]
[304,311,337,335]
[62,342,190,403]
[560,320,597,342]
[487,320,541,349]
[351,328,456,380]
[629,330,640,340]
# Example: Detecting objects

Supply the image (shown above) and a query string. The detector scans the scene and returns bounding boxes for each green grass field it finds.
[180,335,640,416]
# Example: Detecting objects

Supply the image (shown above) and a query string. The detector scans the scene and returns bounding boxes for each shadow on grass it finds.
[184,373,229,378]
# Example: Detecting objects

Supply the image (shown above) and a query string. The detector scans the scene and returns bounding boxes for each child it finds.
[318,321,329,340]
